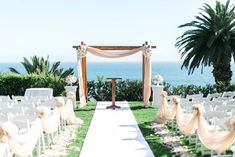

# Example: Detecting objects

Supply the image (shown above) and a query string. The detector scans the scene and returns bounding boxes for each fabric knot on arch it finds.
[77,45,87,58]
[142,45,152,57]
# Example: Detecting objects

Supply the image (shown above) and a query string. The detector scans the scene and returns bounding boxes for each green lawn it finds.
[64,101,96,157]
[64,101,192,157]
[129,102,176,157]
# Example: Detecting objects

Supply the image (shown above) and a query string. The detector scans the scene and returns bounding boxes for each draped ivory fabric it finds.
[156,91,235,152]
[143,51,152,106]
[36,106,60,134]
[65,99,84,125]
[55,97,83,125]
[86,46,143,58]
[55,97,69,120]
[197,113,235,152]
[176,103,199,135]
[77,56,87,107]
[0,119,42,157]
[155,91,177,123]
[77,45,152,106]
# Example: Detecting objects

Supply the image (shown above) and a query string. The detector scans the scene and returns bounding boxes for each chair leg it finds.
[210,150,213,157]
[47,134,51,148]
[37,138,41,157]
[41,133,45,152]
[51,133,54,143]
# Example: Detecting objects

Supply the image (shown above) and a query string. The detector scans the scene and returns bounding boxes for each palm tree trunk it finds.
[212,62,232,90]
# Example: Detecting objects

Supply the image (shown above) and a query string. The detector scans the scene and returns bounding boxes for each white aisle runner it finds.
[79,101,154,157]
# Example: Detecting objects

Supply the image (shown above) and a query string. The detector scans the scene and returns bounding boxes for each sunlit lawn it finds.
[64,101,96,157]
[129,102,176,157]
[65,101,192,157]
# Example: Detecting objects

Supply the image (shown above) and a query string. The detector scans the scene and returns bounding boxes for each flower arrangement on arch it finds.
[65,75,77,86]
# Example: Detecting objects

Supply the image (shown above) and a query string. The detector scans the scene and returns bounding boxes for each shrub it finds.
[0,73,65,96]
[87,77,143,101]
[2,73,235,100]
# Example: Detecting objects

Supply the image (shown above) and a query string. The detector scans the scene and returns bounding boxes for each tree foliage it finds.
[175,0,235,88]
[9,56,73,78]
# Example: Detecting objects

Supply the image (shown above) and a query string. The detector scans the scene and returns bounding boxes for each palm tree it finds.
[9,56,74,78]
[175,0,235,88]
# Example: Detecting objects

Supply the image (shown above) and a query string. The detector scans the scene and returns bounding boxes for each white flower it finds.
[142,45,152,57]
[77,45,87,57]
[65,75,77,85]
[153,74,164,85]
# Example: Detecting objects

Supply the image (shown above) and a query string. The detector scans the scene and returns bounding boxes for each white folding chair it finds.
[12,95,28,102]
[186,93,203,101]
[222,91,235,99]
[0,95,11,102]
[207,93,222,100]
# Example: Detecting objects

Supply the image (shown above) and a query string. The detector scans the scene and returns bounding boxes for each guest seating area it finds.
[158,91,235,157]
[0,94,82,157]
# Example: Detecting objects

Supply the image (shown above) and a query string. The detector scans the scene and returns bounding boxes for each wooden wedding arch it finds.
[73,41,156,107]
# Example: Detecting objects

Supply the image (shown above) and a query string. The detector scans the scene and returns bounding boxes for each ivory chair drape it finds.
[36,106,60,134]
[77,45,152,107]
[0,119,43,157]
[155,91,177,124]
[197,113,235,152]
[65,99,84,125]
[156,91,235,153]
[55,97,83,125]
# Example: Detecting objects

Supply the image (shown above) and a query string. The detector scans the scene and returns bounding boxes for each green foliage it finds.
[2,72,235,100]
[87,76,112,101]
[164,82,235,97]
[116,80,143,101]
[175,0,235,87]
[86,77,235,101]
[9,55,74,78]
[87,77,143,101]
[0,73,64,96]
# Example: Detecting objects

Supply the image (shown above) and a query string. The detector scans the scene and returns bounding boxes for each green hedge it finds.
[0,73,65,96]
[88,78,143,101]
[164,83,217,97]
[164,83,235,97]
[1,73,235,100]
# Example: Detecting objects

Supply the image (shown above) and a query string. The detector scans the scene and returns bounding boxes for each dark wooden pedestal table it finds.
[106,78,122,110]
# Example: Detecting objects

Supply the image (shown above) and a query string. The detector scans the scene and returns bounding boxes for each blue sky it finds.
[0,0,230,63]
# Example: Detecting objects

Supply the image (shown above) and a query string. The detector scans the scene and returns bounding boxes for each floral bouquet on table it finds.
[65,75,77,86]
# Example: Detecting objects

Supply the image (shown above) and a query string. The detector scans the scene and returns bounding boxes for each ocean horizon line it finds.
[0,62,225,86]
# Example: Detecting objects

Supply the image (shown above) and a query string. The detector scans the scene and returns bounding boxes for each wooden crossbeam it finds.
[73,41,156,50]
[73,45,156,50]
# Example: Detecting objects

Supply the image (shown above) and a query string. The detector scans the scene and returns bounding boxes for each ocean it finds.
[0,61,234,86]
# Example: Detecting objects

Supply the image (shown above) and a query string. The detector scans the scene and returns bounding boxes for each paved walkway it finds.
[79,101,154,157]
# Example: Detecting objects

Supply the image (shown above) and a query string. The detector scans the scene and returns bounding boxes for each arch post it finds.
[81,57,87,99]
[80,41,88,100]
